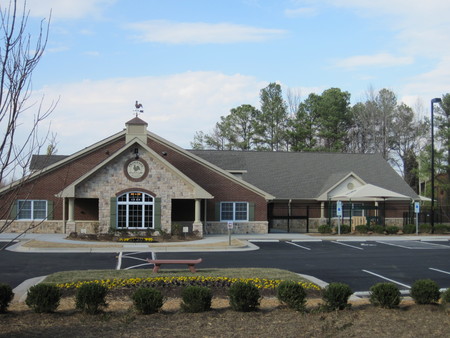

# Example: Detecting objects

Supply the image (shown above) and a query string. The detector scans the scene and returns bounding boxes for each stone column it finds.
[66,197,76,234]
[192,199,203,237]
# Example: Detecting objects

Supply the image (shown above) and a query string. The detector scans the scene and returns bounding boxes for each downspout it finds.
[328,198,331,225]
[63,197,66,234]
[203,199,208,235]
[288,199,292,233]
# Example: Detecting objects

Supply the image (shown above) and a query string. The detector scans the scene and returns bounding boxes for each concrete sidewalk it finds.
[1,232,449,253]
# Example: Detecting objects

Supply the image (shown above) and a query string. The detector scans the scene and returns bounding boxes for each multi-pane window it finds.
[117,192,154,229]
[331,202,364,218]
[220,202,248,221]
[17,200,47,220]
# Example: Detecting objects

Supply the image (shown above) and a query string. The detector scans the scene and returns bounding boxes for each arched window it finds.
[117,192,154,229]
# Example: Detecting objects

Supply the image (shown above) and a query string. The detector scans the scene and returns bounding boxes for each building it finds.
[0,117,419,236]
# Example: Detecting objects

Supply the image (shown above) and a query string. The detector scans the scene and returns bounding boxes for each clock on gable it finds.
[124,158,149,181]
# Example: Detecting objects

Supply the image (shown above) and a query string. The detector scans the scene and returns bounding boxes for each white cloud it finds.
[126,20,286,44]
[335,53,414,69]
[403,57,450,100]
[32,72,266,154]
[24,0,116,20]
[284,7,318,17]
[322,0,450,105]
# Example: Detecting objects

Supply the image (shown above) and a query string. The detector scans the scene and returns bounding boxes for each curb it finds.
[12,276,47,303]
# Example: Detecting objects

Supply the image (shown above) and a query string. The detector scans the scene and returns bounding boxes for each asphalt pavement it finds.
[1,232,449,302]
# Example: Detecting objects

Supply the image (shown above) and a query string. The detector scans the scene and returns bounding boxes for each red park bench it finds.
[146,258,203,273]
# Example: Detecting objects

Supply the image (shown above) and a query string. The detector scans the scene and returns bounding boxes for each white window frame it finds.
[17,200,48,220]
[331,202,364,218]
[117,192,154,229]
[220,202,249,222]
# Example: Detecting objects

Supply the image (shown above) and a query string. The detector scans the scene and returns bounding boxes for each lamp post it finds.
[431,97,442,234]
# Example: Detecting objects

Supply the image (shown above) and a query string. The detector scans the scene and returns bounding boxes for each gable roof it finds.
[59,138,213,199]
[189,150,419,201]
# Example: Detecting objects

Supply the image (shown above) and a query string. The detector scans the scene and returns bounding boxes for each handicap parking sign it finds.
[336,200,342,216]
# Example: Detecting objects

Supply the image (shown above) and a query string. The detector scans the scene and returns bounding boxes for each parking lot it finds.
[118,239,450,292]
[1,238,449,293]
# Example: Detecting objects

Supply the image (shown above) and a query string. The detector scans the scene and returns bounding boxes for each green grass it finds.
[43,268,311,285]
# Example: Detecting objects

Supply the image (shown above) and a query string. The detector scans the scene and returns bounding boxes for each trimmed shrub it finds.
[337,224,351,234]
[76,283,108,314]
[132,287,164,314]
[373,225,385,234]
[25,284,61,313]
[410,279,440,305]
[355,225,369,234]
[402,224,416,234]
[385,226,399,235]
[181,286,212,313]
[228,281,260,312]
[441,288,450,305]
[419,223,431,234]
[369,283,401,308]
[276,281,307,312]
[0,283,14,313]
[322,282,353,311]
[434,224,449,234]
[318,224,332,234]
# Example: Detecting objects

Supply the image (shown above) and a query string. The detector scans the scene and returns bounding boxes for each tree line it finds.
[191,83,432,193]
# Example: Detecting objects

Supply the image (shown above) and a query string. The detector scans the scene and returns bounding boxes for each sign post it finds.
[336,201,343,235]
[414,202,420,235]
[227,221,234,246]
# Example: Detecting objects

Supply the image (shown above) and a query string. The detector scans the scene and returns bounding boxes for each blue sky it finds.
[17,0,450,154]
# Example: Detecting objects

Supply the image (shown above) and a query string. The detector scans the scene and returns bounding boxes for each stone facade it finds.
[75,146,198,233]
[5,221,64,234]
[206,221,268,234]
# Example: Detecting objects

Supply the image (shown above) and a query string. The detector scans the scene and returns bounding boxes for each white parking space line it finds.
[332,241,364,250]
[377,240,450,250]
[118,251,155,270]
[116,251,122,270]
[362,270,411,289]
[422,239,450,242]
[286,241,311,250]
[430,267,450,275]
[420,242,450,248]
[124,263,153,270]
[122,255,148,262]
[376,241,413,249]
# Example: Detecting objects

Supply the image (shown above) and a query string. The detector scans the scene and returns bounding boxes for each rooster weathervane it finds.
[134,101,144,117]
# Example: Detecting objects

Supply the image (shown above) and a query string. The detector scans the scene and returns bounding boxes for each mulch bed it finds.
[3,299,450,338]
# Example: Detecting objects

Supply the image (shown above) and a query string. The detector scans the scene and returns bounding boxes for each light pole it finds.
[431,97,442,234]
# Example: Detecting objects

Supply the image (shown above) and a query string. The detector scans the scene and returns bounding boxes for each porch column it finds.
[320,202,325,219]
[68,198,75,221]
[66,197,76,234]
[193,199,203,237]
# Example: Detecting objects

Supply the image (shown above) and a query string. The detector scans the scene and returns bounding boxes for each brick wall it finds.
[147,139,269,225]
[0,137,125,221]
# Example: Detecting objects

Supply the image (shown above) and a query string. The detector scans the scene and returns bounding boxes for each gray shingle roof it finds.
[29,155,69,171]
[189,150,419,200]
[29,149,419,201]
